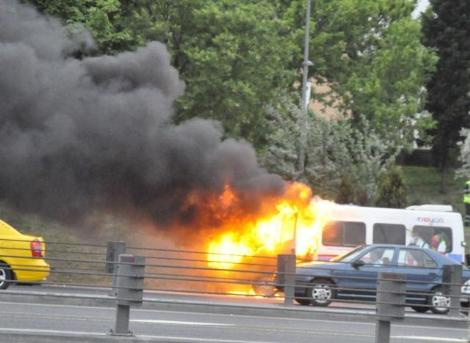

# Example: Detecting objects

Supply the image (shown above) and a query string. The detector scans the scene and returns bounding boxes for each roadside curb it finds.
[0,329,165,343]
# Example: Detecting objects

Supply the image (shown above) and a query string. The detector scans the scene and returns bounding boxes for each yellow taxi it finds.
[0,219,50,289]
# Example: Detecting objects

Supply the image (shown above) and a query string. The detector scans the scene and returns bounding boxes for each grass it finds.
[401,166,466,214]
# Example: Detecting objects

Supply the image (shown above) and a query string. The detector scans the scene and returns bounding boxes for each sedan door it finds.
[333,247,396,301]
[394,248,440,303]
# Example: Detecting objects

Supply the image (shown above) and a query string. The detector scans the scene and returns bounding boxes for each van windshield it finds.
[331,246,364,262]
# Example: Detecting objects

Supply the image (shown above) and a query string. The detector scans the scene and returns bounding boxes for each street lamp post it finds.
[297,0,313,178]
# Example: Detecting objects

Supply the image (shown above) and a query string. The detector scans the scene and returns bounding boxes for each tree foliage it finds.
[457,129,470,178]
[26,0,435,151]
[25,0,438,202]
[261,96,401,204]
[422,0,470,191]
[280,0,436,144]
[375,166,408,208]
[27,0,298,147]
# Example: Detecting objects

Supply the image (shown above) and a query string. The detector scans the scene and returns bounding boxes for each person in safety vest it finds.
[464,180,470,224]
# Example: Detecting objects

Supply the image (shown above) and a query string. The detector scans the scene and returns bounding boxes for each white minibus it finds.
[315,204,466,264]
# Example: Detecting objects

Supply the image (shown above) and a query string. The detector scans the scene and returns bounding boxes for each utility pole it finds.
[297,0,313,179]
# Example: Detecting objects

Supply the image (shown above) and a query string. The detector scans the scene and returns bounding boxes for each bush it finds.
[375,167,408,208]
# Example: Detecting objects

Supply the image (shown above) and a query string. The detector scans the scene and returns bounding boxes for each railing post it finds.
[277,254,296,306]
[443,264,462,317]
[110,254,145,336]
[375,272,405,343]
[106,241,126,296]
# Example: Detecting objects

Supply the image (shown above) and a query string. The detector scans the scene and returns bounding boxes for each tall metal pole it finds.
[297,0,313,178]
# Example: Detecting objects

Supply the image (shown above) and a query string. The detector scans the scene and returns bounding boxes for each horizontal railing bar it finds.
[142,286,273,298]
[0,254,106,264]
[279,281,465,298]
[47,250,107,256]
[143,274,265,286]
[0,246,106,257]
[278,271,464,286]
[296,263,448,271]
[144,272,273,285]
[0,238,107,248]
[127,246,276,260]
[143,263,275,275]
[141,255,276,268]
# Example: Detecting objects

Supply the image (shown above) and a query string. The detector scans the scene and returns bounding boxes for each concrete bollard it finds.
[110,254,145,336]
[375,272,406,343]
[277,254,296,306]
[106,241,126,296]
[442,264,462,317]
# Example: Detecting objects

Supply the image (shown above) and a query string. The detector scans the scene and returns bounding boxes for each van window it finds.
[373,224,406,245]
[412,226,452,253]
[323,221,366,246]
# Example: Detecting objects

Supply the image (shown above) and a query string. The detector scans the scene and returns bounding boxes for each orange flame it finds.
[207,182,332,270]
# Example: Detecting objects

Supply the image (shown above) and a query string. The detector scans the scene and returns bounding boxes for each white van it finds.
[315,204,466,264]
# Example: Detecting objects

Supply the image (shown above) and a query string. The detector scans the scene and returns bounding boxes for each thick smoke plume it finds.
[0,0,285,232]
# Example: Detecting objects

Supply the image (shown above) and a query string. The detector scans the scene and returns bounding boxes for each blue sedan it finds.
[293,244,470,314]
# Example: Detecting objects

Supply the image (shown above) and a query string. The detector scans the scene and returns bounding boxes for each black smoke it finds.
[0,0,285,228]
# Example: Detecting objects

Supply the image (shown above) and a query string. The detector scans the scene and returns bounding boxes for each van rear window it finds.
[322,221,366,246]
[373,223,406,245]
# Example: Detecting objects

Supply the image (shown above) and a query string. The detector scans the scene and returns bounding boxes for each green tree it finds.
[282,0,436,146]
[27,0,298,148]
[168,0,298,146]
[26,0,135,54]
[27,0,436,155]
[422,0,470,192]
[261,96,401,204]
[375,167,408,208]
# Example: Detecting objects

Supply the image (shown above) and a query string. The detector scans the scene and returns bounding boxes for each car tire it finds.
[429,287,450,314]
[295,297,311,306]
[411,306,429,313]
[308,278,334,307]
[0,262,11,290]
[252,277,277,297]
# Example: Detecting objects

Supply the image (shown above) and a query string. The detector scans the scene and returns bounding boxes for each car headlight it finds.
[461,280,470,294]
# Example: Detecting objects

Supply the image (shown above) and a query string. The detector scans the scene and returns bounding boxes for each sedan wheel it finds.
[308,279,334,306]
[411,306,429,313]
[0,263,11,290]
[430,288,450,314]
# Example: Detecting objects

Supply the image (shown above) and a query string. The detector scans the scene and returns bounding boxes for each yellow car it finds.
[0,219,50,289]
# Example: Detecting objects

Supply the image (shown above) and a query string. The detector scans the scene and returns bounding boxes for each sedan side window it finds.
[398,249,437,268]
[359,248,395,266]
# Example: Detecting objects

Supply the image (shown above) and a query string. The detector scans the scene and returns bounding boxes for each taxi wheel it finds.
[308,278,334,307]
[0,262,11,290]
[429,287,450,314]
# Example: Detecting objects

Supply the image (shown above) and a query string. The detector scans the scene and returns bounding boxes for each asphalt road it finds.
[0,285,468,343]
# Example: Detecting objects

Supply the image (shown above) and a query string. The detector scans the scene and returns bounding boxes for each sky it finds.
[413,0,430,18]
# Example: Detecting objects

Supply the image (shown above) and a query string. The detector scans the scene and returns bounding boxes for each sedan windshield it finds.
[331,246,364,263]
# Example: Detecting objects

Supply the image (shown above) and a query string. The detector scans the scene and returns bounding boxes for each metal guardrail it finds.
[0,238,468,341]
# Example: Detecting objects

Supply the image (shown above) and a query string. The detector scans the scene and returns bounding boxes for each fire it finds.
[207,182,332,270]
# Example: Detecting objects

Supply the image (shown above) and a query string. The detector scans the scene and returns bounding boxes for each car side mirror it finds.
[352,260,365,269]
